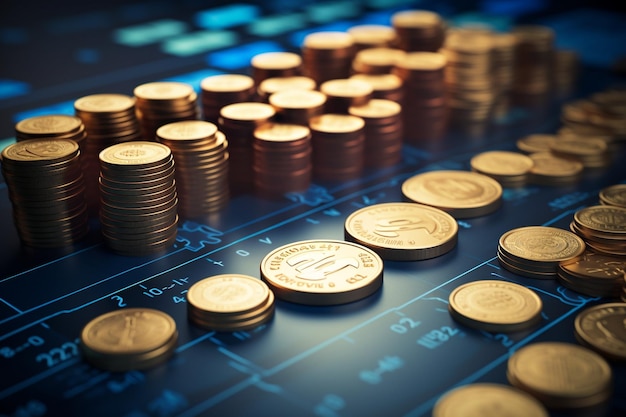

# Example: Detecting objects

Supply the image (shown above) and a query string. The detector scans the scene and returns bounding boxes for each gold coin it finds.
[15,114,83,137]
[574,205,626,235]
[99,141,171,167]
[470,150,534,177]
[269,89,327,109]
[2,138,79,165]
[344,202,458,261]
[433,383,549,417]
[448,280,542,332]
[391,9,443,29]
[309,114,365,133]
[347,24,397,47]
[254,123,311,143]
[348,98,402,119]
[401,170,502,218]
[187,274,270,316]
[499,226,586,264]
[303,31,354,50]
[260,239,383,305]
[133,81,194,101]
[527,152,583,182]
[258,76,317,96]
[575,303,626,361]
[156,120,218,142]
[74,93,136,114]
[320,78,373,98]
[599,184,626,207]
[251,51,302,70]
[220,101,276,122]
[395,51,447,71]
[201,74,255,93]
[516,134,559,153]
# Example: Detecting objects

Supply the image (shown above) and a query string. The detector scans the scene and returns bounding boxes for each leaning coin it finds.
[260,239,383,305]
[575,303,626,362]
[448,280,543,332]
[344,202,458,261]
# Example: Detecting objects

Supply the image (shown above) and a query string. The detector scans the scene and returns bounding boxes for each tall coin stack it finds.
[301,31,356,84]
[1,139,89,248]
[74,93,142,215]
[391,9,447,52]
[156,120,229,217]
[218,102,275,194]
[352,47,407,75]
[98,142,178,256]
[268,89,327,125]
[319,78,373,114]
[393,51,448,144]
[349,73,405,103]
[253,123,312,198]
[250,51,302,85]
[511,25,555,101]
[200,74,256,123]
[309,114,365,182]
[347,24,397,50]
[490,31,518,119]
[134,81,199,141]
[257,76,317,103]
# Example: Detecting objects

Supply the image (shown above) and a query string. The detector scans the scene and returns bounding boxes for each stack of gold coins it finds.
[575,303,626,362]
[391,9,447,52]
[516,133,559,153]
[260,239,383,305]
[344,202,458,261]
[490,31,518,119]
[511,25,555,98]
[268,89,327,125]
[218,102,275,194]
[442,28,497,127]
[309,113,365,182]
[319,78,373,114]
[558,251,626,298]
[433,383,549,417]
[570,205,626,256]
[348,99,403,168]
[15,114,87,146]
[187,274,275,331]
[507,342,613,410]
[1,139,89,248]
[470,150,534,188]
[347,24,397,50]
[99,141,178,256]
[349,73,405,102]
[200,74,256,123]
[392,51,448,143]
[548,136,612,168]
[401,170,502,218]
[527,152,583,186]
[74,93,142,215]
[80,308,178,372]
[253,123,312,198]
[134,81,199,141]
[250,51,302,85]
[156,120,229,217]
[352,47,407,75]
[257,76,317,102]
[448,280,543,332]
[301,31,356,84]
[497,226,586,279]
[559,98,620,142]
[599,184,626,207]
[552,49,579,96]
[587,88,626,139]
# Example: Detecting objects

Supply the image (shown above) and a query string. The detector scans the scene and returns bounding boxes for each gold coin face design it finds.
[499,226,586,262]
[15,114,83,135]
[74,93,136,113]
[575,303,626,361]
[156,120,218,141]
[599,184,626,207]
[574,205,626,234]
[187,274,270,314]
[2,138,79,163]
[100,141,171,166]
[134,81,194,100]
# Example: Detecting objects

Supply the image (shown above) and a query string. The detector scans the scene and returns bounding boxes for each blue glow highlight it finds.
[481,0,547,16]
[307,1,362,24]
[289,21,355,48]
[449,12,512,32]
[0,27,28,44]
[164,69,224,92]
[195,4,260,30]
[247,13,308,37]
[366,0,419,8]
[0,80,30,100]
[75,48,101,64]
[0,137,15,153]
[13,101,76,124]
[113,19,189,47]
[207,40,284,70]
[161,30,238,57]
[357,11,395,26]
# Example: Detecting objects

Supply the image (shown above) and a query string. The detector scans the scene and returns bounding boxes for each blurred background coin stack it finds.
[349,73,405,103]
[391,9,447,52]
[200,74,256,124]
[98,141,178,256]
[548,135,612,168]
[552,49,580,97]
[351,47,407,75]
[490,31,518,120]
[156,120,229,217]
[510,25,555,104]
[1,138,89,248]
[599,183,626,207]
[218,102,275,195]
[253,122,312,198]
[348,98,403,168]
[74,93,142,216]
[558,251,626,298]
[268,89,327,125]
[347,24,397,50]
[250,51,303,85]
[319,78,373,114]
[134,81,199,141]
[392,51,448,144]
[301,31,356,85]
[257,76,317,103]
[470,150,534,188]
[309,113,365,182]
[570,205,626,256]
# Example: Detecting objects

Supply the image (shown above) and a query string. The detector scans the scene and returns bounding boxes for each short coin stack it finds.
[470,150,534,188]
[200,74,256,123]
[549,135,611,168]
[301,31,356,84]
[15,114,87,146]
[257,76,317,103]
[99,141,178,256]
[391,9,446,52]
[557,251,626,298]
[1,139,90,248]
[268,89,327,125]
[319,78,373,114]
[498,226,586,279]
[599,183,626,207]
[570,205,626,256]
[349,73,405,102]
[187,274,275,331]
[250,51,302,85]
[574,303,626,362]
[527,152,583,186]
[80,308,178,372]
[156,120,229,217]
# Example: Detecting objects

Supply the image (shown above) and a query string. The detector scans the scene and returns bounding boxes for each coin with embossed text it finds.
[344,202,458,261]
[260,239,383,305]
[575,303,626,362]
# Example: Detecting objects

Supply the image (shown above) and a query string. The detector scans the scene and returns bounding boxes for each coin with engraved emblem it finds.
[433,383,549,417]
[571,205,626,256]
[507,342,613,409]
[575,303,626,362]
[401,170,502,218]
[557,251,626,297]
[448,280,543,332]
[260,239,383,305]
[599,184,626,208]
[80,308,178,372]
[99,141,172,169]
[2,138,79,165]
[344,202,458,261]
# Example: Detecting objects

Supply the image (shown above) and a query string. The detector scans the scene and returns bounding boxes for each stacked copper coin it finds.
[470,150,534,188]
[392,51,448,143]
[349,73,405,102]
[187,274,275,331]
[98,141,178,256]
[347,24,397,50]
[15,114,87,146]
[134,81,199,141]
[250,51,302,85]
[351,47,407,75]
[301,31,356,84]
[348,99,403,168]
[559,92,626,142]
[498,226,586,279]
[309,114,365,182]
[268,89,327,125]
[257,76,317,102]
[548,136,612,168]
[1,138,89,248]
[575,303,626,361]
[74,93,142,215]
[320,78,373,114]
[218,102,275,194]
[570,205,626,256]
[253,122,312,198]
[511,25,555,98]
[599,184,626,207]
[200,74,256,123]
[527,152,583,186]
[156,120,229,217]
[558,251,626,298]
[391,9,447,52]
